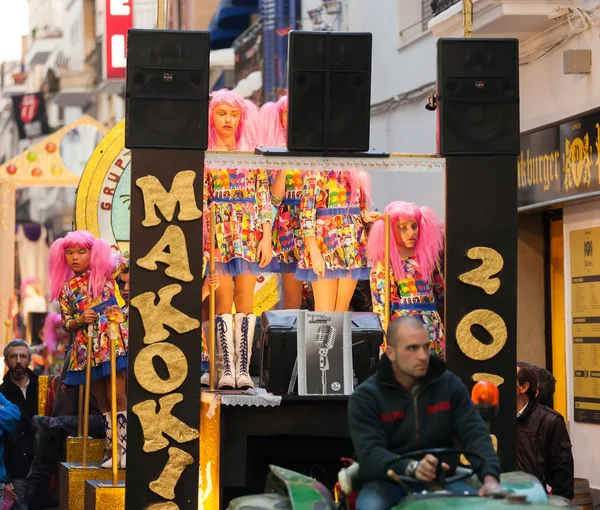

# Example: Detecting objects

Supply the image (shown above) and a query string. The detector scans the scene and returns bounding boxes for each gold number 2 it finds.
[458,247,503,295]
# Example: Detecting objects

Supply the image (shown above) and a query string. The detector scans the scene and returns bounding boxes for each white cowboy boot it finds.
[100,412,112,468]
[117,411,127,469]
[216,314,235,389]
[234,313,256,390]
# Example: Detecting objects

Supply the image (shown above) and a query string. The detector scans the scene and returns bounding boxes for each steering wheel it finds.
[387,448,485,488]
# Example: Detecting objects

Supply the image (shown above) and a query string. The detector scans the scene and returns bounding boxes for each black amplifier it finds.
[260,311,383,394]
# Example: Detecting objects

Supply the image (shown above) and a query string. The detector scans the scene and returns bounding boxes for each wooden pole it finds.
[209,205,216,391]
[109,321,118,484]
[157,0,169,29]
[81,324,94,467]
[77,385,84,437]
[462,0,474,37]
[383,214,391,347]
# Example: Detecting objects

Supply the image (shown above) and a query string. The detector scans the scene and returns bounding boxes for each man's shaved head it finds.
[387,316,427,348]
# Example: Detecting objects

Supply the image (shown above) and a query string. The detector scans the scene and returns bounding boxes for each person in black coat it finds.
[349,317,501,510]
[516,362,574,501]
[0,340,39,509]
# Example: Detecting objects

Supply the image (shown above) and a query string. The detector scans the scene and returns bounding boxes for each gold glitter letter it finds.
[132,393,199,452]
[137,170,202,227]
[134,343,188,394]
[146,503,179,510]
[471,373,505,387]
[136,225,194,282]
[149,447,194,500]
[456,309,507,361]
[458,247,504,295]
[130,284,200,345]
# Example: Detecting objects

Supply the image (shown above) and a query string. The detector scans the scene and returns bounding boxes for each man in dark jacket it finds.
[349,317,501,510]
[1,340,38,510]
[516,362,574,501]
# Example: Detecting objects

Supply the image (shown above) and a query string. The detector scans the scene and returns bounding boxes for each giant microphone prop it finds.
[314,325,337,394]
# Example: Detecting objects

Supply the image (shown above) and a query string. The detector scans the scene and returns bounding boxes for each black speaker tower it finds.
[438,37,519,472]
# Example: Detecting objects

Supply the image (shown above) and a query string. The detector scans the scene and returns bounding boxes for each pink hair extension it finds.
[48,230,114,301]
[243,99,261,148]
[259,95,288,147]
[208,89,256,151]
[367,201,443,282]
[20,277,42,300]
[43,312,62,354]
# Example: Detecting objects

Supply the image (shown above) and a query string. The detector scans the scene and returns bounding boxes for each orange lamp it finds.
[471,381,499,407]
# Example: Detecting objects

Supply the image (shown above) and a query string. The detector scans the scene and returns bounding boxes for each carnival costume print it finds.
[296,170,370,282]
[370,258,445,358]
[60,274,128,381]
[271,169,304,271]
[204,167,273,275]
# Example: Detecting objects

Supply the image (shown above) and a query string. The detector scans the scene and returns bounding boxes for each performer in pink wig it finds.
[367,201,445,358]
[42,312,69,375]
[259,95,305,308]
[203,89,272,390]
[296,168,378,311]
[48,230,128,468]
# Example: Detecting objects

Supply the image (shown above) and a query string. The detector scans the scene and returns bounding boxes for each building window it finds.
[398,0,434,48]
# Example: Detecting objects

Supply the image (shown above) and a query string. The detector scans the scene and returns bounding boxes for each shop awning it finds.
[209,0,259,50]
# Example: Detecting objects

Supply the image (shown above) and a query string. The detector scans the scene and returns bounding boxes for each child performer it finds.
[204,89,273,390]
[367,201,445,358]
[295,169,377,311]
[49,231,128,468]
[259,95,304,309]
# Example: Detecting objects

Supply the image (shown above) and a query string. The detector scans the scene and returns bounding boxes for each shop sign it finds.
[518,111,600,209]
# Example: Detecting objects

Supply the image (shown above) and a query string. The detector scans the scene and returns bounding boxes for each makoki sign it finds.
[105,0,133,81]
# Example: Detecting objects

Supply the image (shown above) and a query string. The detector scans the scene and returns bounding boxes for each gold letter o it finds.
[134,342,188,394]
[455,309,507,361]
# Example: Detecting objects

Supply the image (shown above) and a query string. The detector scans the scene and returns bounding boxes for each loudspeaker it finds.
[125,29,210,150]
[287,31,372,153]
[260,311,382,394]
[436,38,520,156]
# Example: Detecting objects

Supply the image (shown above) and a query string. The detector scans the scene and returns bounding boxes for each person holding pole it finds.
[48,231,128,469]
[367,202,445,359]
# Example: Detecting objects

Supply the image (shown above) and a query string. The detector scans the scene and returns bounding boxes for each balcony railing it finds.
[430,0,460,16]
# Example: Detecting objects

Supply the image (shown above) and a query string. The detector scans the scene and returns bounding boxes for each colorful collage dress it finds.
[270,169,304,272]
[296,170,370,282]
[370,258,445,358]
[59,272,128,385]
[204,167,272,276]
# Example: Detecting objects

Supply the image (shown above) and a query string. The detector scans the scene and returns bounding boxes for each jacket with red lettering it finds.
[348,354,500,483]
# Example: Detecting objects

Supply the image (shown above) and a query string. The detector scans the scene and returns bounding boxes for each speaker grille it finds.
[125,29,210,150]
[436,38,520,156]
[287,31,372,152]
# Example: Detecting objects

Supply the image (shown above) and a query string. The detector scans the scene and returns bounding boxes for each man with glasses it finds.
[0,340,38,509]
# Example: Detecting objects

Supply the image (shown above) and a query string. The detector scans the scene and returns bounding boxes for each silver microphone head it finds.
[314,325,336,349]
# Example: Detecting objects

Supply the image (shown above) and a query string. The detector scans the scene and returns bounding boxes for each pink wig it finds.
[244,99,261,148]
[259,95,288,147]
[367,201,443,283]
[208,89,256,151]
[20,277,42,299]
[48,230,114,301]
[43,312,62,354]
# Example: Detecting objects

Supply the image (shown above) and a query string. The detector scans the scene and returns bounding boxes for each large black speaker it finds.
[287,31,372,153]
[260,311,382,394]
[436,38,520,156]
[125,29,210,150]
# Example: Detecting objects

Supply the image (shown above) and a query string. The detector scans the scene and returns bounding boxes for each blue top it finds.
[0,392,21,482]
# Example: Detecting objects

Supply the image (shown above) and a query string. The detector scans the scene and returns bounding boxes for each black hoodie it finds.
[348,355,500,484]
